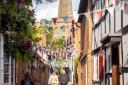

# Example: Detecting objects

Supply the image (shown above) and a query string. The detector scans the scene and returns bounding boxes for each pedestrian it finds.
[20,72,34,85]
[48,70,59,85]
[59,70,69,85]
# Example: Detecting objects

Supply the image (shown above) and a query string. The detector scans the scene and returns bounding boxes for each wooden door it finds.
[112,45,120,85]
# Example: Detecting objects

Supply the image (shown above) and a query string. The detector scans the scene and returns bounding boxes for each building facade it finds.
[91,0,128,85]
[77,0,128,85]
[77,0,93,85]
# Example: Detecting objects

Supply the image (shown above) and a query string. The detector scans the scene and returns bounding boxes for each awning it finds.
[101,33,122,47]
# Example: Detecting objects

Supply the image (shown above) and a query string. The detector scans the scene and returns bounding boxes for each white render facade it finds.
[122,26,128,85]
[91,0,128,85]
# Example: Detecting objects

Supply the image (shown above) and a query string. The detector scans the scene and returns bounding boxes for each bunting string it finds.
[38,1,128,20]
[35,44,74,58]
[78,1,128,16]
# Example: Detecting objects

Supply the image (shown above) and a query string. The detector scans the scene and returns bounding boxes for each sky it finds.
[32,0,80,21]
[72,0,80,22]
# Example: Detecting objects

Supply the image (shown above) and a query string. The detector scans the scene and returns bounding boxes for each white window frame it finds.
[0,33,4,85]
[93,54,99,81]
[4,51,15,85]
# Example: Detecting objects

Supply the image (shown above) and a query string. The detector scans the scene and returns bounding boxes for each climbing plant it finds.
[0,0,42,63]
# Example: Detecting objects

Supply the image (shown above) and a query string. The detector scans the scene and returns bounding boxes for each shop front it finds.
[101,34,123,85]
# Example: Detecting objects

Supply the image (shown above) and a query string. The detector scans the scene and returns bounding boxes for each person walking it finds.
[48,71,59,85]
[59,70,69,85]
[20,72,34,85]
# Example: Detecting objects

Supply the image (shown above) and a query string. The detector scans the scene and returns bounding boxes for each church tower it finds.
[58,0,72,17]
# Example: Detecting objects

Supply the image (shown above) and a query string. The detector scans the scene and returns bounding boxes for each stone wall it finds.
[58,0,72,17]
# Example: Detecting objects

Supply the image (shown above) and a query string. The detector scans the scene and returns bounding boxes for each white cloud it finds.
[33,0,80,21]
[33,0,59,21]
[72,0,80,22]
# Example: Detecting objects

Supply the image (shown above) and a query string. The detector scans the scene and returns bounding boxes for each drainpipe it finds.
[121,34,124,85]
[121,8,124,85]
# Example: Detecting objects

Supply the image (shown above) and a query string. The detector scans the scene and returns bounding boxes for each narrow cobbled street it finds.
[0,0,128,85]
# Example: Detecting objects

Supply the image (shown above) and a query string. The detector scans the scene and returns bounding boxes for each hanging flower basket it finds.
[20,38,32,53]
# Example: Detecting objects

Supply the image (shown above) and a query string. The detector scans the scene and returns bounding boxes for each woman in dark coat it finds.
[59,70,69,85]
[20,72,34,85]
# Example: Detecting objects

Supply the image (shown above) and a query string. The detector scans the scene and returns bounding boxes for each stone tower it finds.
[58,0,72,17]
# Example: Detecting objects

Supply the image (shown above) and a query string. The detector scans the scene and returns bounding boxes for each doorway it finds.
[112,44,120,85]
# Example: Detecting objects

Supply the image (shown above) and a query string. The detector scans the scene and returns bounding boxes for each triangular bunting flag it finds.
[36,48,42,57]
[116,0,119,6]
[94,10,102,24]
[123,2,128,14]
[51,50,54,56]
[72,19,75,27]
[103,0,106,6]
[66,16,69,22]
[52,18,57,25]
[60,48,63,52]
[62,52,65,57]
[73,12,79,22]
[84,13,91,21]
[63,16,69,23]
[84,12,94,27]
[70,28,73,32]
[97,10,102,16]
[93,0,98,6]
[107,7,114,16]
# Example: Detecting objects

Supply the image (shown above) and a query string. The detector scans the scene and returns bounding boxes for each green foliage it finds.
[0,0,37,63]
[51,37,64,49]
[31,25,43,42]
[46,30,53,45]
[55,65,62,73]
[40,19,64,49]
[15,48,22,62]
[53,57,63,73]
[40,19,55,47]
